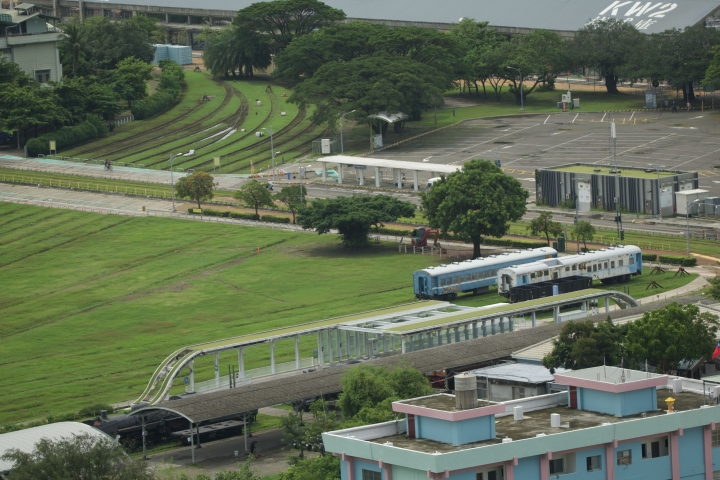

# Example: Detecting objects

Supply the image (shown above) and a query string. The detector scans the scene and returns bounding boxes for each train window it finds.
[530,273,536,279]
[543,270,549,276]
[565,266,570,272]
[604,262,608,269]
[611,261,615,268]
[572,265,577,271]
[593,265,597,272]
[453,276,459,284]
[619,259,624,267]
[629,258,634,265]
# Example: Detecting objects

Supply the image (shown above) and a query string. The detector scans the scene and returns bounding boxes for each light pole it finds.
[506,66,524,111]
[686,198,699,255]
[262,127,275,180]
[169,152,183,213]
[339,110,356,154]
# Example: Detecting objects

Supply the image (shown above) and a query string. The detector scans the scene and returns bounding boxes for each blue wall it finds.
[578,387,656,417]
[514,456,540,480]
[354,459,382,480]
[679,427,704,478]
[416,415,495,445]
[574,447,606,480]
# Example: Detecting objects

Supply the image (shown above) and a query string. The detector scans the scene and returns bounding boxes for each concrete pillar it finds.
[53,0,59,17]
[321,162,327,182]
[413,170,419,191]
[463,324,469,341]
[605,297,610,313]
[190,421,195,464]
[392,169,397,188]
[500,318,506,334]
[473,322,478,339]
[375,167,381,187]
[482,320,487,337]
[79,0,85,21]
[358,168,364,186]
[582,301,587,313]
[531,311,537,328]
[454,327,460,342]
[238,348,244,380]
[270,340,276,374]
[214,353,220,388]
[317,331,324,366]
[337,164,344,184]
[295,337,300,369]
[189,359,195,393]
[401,336,406,354]
[328,330,334,364]
[165,12,169,23]
[554,306,560,323]
[509,318,514,332]
[208,15,213,25]
[446,328,452,344]
[187,14,191,23]
[427,331,434,348]
[355,331,361,358]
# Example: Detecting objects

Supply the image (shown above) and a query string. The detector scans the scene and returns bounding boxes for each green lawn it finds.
[0,202,445,426]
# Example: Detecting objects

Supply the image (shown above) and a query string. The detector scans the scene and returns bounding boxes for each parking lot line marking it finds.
[544,115,551,124]
[673,146,720,168]
[572,114,579,124]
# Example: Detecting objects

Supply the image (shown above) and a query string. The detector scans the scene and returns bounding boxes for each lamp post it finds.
[506,66,524,111]
[686,198,699,255]
[261,127,276,180]
[169,152,183,213]
[339,110,356,154]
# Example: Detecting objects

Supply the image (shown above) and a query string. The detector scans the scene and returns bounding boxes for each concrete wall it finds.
[416,414,496,445]
[8,38,62,82]
[578,387,656,417]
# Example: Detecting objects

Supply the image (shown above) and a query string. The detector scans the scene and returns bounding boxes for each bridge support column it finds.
[401,336,406,354]
[189,359,195,393]
[464,324,469,341]
[531,311,537,328]
[238,348,245,380]
[355,332,361,357]
[509,318,514,332]
[392,168,398,188]
[270,340,276,375]
[317,331,324,366]
[375,167,381,187]
[295,337,300,370]
[472,322,478,339]
[214,353,220,388]
[582,301,588,315]
[553,306,560,323]
[328,330,334,364]
[337,164,344,184]
[455,327,460,342]
[190,421,195,464]
[605,297,610,313]
[446,328,452,344]
[482,320,487,337]
[500,318,506,334]
[358,168,364,186]
[321,162,327,181]
[427,332,434,348]
[413,170,419,191]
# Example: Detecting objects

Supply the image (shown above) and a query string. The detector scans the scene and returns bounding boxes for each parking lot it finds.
[370,110,720,198]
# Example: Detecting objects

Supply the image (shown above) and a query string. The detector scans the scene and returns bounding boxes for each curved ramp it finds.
[606,290,640,309]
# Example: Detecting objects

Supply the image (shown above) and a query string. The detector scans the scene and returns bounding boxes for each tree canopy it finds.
[421,160,527,258]
[274,186,307,224]
[234,180,275,216]
[296,194,416,249]
[571,220,596,250]
[201,25,272,78]
[175,172,215,209]
[526,211,563,246]
[543,319,624,372]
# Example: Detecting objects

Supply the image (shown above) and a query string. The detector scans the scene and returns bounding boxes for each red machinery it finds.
[411,227,439,247]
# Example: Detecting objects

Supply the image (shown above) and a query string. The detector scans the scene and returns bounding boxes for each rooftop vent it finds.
[439,264,447,267]
[489,255,497,258]
[501,253,509,256]
[452,262,460,265]
[513,406,523,421]
[454,372,478,410]
[672,378,683,393]
[502,437,513,443]
[551,413,561,428]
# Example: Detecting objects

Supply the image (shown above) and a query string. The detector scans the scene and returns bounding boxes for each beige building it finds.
[0,5,63,83]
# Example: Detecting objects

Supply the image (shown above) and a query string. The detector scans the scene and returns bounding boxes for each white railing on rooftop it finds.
[185,357,316,393]
[496,392,568,417]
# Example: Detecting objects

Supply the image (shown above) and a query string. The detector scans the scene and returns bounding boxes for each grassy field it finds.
[0,202,446,425]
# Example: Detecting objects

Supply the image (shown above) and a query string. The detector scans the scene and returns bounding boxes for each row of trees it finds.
[527,211,597,250]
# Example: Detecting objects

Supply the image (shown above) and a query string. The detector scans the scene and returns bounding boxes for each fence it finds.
[115,115,134,126]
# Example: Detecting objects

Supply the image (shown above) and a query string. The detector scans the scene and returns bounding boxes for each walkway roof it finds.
[317,155,460,174]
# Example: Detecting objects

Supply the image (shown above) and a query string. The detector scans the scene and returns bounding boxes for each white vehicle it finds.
[426,177,442,188]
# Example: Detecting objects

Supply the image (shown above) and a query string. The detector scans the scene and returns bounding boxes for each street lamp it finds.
[339,110,356,154]
[506,66,524,111]
[261,127,276,181]
[686,198,699,255]
[169,152,184,213]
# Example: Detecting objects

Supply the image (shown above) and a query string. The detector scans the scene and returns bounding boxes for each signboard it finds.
[373,134,383,149]
[213,156,220,167]
[321,139,331,154]
[645,89,658,108]
[49,140,56,151]
[184,377,189,385]
[354,165,366,170]
[590,1,680,32]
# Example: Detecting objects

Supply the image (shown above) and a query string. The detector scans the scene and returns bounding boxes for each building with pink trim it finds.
[323,367,720,480]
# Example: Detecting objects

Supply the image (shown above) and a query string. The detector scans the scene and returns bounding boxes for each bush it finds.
[642,254,658,261]
[659,255,697,267]
[261,215,291,224]
[27,118,105,156]
[230,212,260,220]
[372,227,413,236]
[131,91,177,120]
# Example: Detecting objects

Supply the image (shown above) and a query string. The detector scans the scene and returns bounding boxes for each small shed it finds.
[471,362,566,402]
[675,189,708,215]
[367,111,409,147]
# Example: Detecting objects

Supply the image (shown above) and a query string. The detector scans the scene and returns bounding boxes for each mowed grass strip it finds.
[0,203,443,424]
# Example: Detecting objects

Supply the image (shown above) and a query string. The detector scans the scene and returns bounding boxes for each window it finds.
[512,386,525,399]
[629,257,635,265]
[565,266,570,272]
[712,429,720,447]
[531,273,536,279]
[619,259,624,267]
[477,384,487,400]
[544,270,549,276]
[34,69,51,83]
[617,450,632,465]
[611,261,615,268]
[586,455,601,471]
[362,470,381,480]
[453,276,458,284]
[549,458,565,474]
[572,264,577,271]
[604,262,608,268]
[642,438,669,458]
[0,47,11,55]
[593,264,597,272]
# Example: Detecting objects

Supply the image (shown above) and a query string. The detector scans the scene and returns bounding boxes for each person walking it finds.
[671,100,677,113]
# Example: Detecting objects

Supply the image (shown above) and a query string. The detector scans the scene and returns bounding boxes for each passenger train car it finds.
[497,245,642,299]
[413,248,557,300]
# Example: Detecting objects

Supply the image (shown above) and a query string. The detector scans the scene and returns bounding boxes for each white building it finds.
[472,362,566,401]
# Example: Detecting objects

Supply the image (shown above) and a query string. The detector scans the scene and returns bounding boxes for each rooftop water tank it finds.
[454,372,478,410]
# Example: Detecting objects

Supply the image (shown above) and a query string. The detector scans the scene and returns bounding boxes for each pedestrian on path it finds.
[671,100,677,113]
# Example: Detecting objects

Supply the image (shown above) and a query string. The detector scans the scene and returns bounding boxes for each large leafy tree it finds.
[0,83,68,148]
[624,303,718,374]
[297,194,415,249]
[703,45,720,87]
[279,455,340,480]
[54,77,122,122]
[707,274,720,302]
[112,57,153,107]
[202,25,272,78]
[234,0,346,53]
[571,19,644,93]
[175,171,215,209]
[659,26,720,101]
[571,220,596,250]
[542,319,623,371]
[234,180,275,216]
[274,185,307,224]
[449,18,504,98]
[420,160,527,259]
[527,211,563,246]
[0,433,155,480]
[289,52,449,128]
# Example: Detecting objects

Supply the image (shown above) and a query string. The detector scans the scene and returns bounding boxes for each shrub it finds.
[642,254,658,261]
[27,118,105,156]
[261,215,291,224]
[659,255,697,267]
[229,212,260,220]
[131,91,177,120]
[372,227,413,236]
[77,404,114,418]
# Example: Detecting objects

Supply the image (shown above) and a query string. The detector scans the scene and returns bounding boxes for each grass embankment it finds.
[0,202,444,425]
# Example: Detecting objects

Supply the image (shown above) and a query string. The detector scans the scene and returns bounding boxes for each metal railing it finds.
[186,357,316,393]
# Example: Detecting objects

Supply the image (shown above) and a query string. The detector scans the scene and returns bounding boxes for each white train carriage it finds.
[497,245,643,296]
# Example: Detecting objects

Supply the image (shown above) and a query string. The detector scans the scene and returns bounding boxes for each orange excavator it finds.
[411,227,440,247]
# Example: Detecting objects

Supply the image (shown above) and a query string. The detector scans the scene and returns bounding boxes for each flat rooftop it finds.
[370,390,705,454]
[548,165,678,178]
[402,395,494,412]
[555,365,665,385]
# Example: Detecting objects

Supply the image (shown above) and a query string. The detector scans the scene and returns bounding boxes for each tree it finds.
[274,186,307,224]
[526,211,563,246]
[234,0,346,53]
[449,18,503,98]
[0,83,68,148]
[54,77,122,122]
[201,25,272,78]
[624,303,718,374]
[571,19,645,94]
[214,456,261,480]
[113,57,153,107]
[1,432,155,480]
[175,171,215,209]
[542,319,623,371]
[703,45,720,87]
[296,194,416,249]
[234,180,275,216]
[571,220,596,250]
[707,274,720,301]
[420,160,527,258]
[279,455,340,480]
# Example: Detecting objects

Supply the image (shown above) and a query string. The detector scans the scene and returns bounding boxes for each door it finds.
[569,386,578,409]
[418,277,426,295]
[407,414,415,438]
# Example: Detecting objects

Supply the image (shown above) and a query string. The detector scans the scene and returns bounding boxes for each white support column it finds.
[454,327,460,342]
[355,331,361,358]
[531,311,537,328]
[392,168,398,188]
[338,164,344,184]
[328,330,334,364]
[295,337,300,369]
[189,359,195,393]
[401,336,406,354]
[214,352,220,388]
[463,324,469,341]
[322,162,327,181]
[375,167,381,187]
[317,331,324,366]
[553,306,560,323]
[605,297,610,313]
[413,171,419,191]
[238,348,245,380]
[358,168,365,186]
[270,340,276,375]
[190,421,195,464]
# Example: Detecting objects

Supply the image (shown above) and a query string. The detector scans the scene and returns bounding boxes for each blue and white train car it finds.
[413,248,557,300]
[497,245,643,296]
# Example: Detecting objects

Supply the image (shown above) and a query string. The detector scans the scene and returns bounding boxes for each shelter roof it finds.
[317,155,460,174]
[471,362,566,384]
[0,422,114,474]
[367,112,409,124]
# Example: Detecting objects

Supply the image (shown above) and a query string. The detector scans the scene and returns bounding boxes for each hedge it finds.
[187,208,261,221]
[132,60,185,120]
[642,254,658,261]
[658,255,697,267]
[26,115,108,156]
[372,227,413,236]
[261,215,291,224]
[231,212,260,221]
